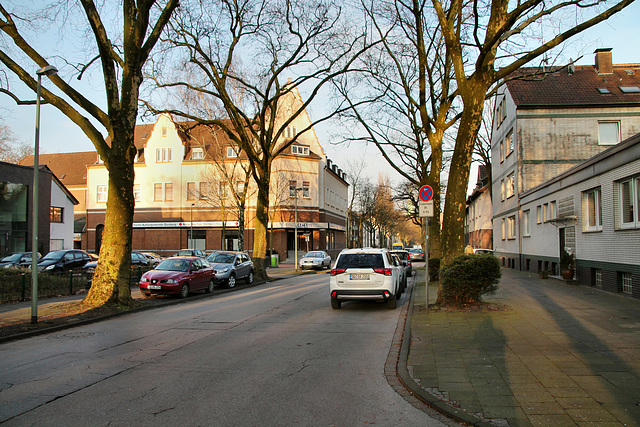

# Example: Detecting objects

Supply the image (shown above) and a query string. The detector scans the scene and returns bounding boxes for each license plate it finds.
[148,285,161,290]
[350,274,369,280]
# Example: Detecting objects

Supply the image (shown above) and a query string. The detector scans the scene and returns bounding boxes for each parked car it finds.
[36,249,92,272]
[172,249,207,258]
[142,252,163,266]
[0,252,40,269]
[83,251,151,286]
[391,250,412,278]
[329,248,401,310]
[408,248,425,261]
[139,257,215,298]
[473,248,494,255]
[390,253,407,294]
[299,251,331,270]
[205,251,254,288]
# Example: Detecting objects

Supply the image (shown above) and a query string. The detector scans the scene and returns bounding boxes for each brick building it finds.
[491,48,640,273]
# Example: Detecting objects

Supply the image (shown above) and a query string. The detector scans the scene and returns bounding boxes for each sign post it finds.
[418,185,434,308]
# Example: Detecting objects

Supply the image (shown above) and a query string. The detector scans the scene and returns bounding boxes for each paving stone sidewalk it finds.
[405,268,640,426]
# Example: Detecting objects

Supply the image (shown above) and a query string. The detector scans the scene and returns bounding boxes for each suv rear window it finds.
[336,253,385,269]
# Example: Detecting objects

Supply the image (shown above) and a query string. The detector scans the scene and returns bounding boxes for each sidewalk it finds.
[403,268,640,426]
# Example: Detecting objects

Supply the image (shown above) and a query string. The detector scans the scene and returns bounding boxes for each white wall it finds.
[49,180,76,250]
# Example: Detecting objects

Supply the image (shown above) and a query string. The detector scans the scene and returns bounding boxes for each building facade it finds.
[492,48,640,272]
[0,162,77,256]
[83,89,348,260]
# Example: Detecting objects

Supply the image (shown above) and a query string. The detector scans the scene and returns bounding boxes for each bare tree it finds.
[148,0,373,278]
[334,0,461,259]
[0,1,178,307]
[432,0,634,264]
[0,124,32,163]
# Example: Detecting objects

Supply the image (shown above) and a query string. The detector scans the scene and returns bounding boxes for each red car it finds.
[139,257,215,298]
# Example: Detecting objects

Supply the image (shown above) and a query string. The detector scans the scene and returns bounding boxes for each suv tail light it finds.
[330,268,346,276]
[373,268,392,276]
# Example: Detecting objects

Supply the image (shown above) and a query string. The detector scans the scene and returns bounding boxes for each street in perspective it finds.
[0,271,450,426]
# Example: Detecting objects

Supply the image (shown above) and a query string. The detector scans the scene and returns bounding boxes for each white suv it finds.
[329,248,402,309]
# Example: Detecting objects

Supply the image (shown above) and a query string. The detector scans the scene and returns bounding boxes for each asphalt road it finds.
[1,274,447,426]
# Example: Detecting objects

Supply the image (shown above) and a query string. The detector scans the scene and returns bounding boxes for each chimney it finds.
[595,48,613,75]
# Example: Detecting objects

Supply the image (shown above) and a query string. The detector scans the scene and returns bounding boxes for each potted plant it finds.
[560,249,575,280]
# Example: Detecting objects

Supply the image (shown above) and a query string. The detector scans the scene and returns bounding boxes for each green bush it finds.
[428,258,440,282]
[439,254,501,306]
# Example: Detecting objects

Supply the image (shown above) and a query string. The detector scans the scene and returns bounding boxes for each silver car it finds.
[206,251,254,288]
[299,251,331,270]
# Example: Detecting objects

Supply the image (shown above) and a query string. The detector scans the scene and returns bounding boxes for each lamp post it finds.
[293,187,303,271]
[31,64,58,324]
[190,203,195,248]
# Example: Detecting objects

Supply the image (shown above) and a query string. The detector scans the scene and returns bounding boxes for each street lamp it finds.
[31,64,58,324]
[190,203,195,248]
[293,187,303,271]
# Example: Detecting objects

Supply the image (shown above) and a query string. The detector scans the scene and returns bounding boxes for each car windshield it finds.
[41,251,65,261]
[336,253,384,269]
[156,259,190,272]
[2,253,23,262]
[305,252,323,258]
[208,253,235,263]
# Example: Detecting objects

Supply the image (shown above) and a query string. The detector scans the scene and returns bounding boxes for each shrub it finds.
[428,258,440,282]
[439,254,501,306]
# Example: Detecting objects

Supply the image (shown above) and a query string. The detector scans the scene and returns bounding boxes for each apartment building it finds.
[492,48,640,271]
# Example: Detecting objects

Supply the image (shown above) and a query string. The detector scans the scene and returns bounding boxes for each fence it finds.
[0,266,153,304]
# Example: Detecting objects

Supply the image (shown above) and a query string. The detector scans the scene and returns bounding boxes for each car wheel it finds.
[331,297,341,309]
[206,279,214,293]
[245,270,254,284]
[227,274,236,288]
[387,296,397,309]
[179,284,189,298]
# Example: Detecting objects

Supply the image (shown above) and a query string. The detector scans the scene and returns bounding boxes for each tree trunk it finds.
[253,172,271,279]
[238,203,245,252]
[83,140,135,307]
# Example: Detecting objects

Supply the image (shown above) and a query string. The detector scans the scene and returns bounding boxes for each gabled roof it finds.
[506,64,640,108]
[18,151,97,186]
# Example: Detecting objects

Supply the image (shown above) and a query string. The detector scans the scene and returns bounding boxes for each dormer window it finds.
[227,146,239,158]
[192,148,204,160]
[291,145,309,156]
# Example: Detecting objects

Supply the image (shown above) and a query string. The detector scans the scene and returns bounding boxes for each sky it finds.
[2,2,639,195]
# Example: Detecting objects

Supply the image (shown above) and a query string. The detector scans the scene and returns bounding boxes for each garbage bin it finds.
[271,254,279,267]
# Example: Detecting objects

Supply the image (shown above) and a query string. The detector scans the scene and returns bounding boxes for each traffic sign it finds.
[419,200,434,217]
[419,185,433,202]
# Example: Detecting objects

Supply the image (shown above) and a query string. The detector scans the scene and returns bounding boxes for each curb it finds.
[396,279,494,427]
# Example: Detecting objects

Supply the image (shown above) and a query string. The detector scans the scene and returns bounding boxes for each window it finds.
[285,126,297,138]
[154,183,173,201]
[618,176,639,228]
[505,131,513,158]
[522,210,530,237]
[597,87,611,94]
[292,145,309,155]
[499,141,504,163]
[507,215,516,239]
[134,184,141,202]
[219,182,229,198]
[50,207,63,223]
[302,181,310,198]
[543,203,548,222]
[501,218,505,240]
[199,182,209,199]
[156,148,172,162]
[227,146,239,158]
[582,187,602,231]
[622,272,632,294]
[537,206,542,224]
[237,181,245,194]
[598,121,620,145]
[187,182,197,200]
[154,183,163,201]
[97,185,107,203]
[162,126,168,137]
[289,180,298,198]
[619,85,640,93]
[192,148,204,160]
[549,201,556,220]
[595,269,602,287]
[500,179,505,201]
[506,173,515,198]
